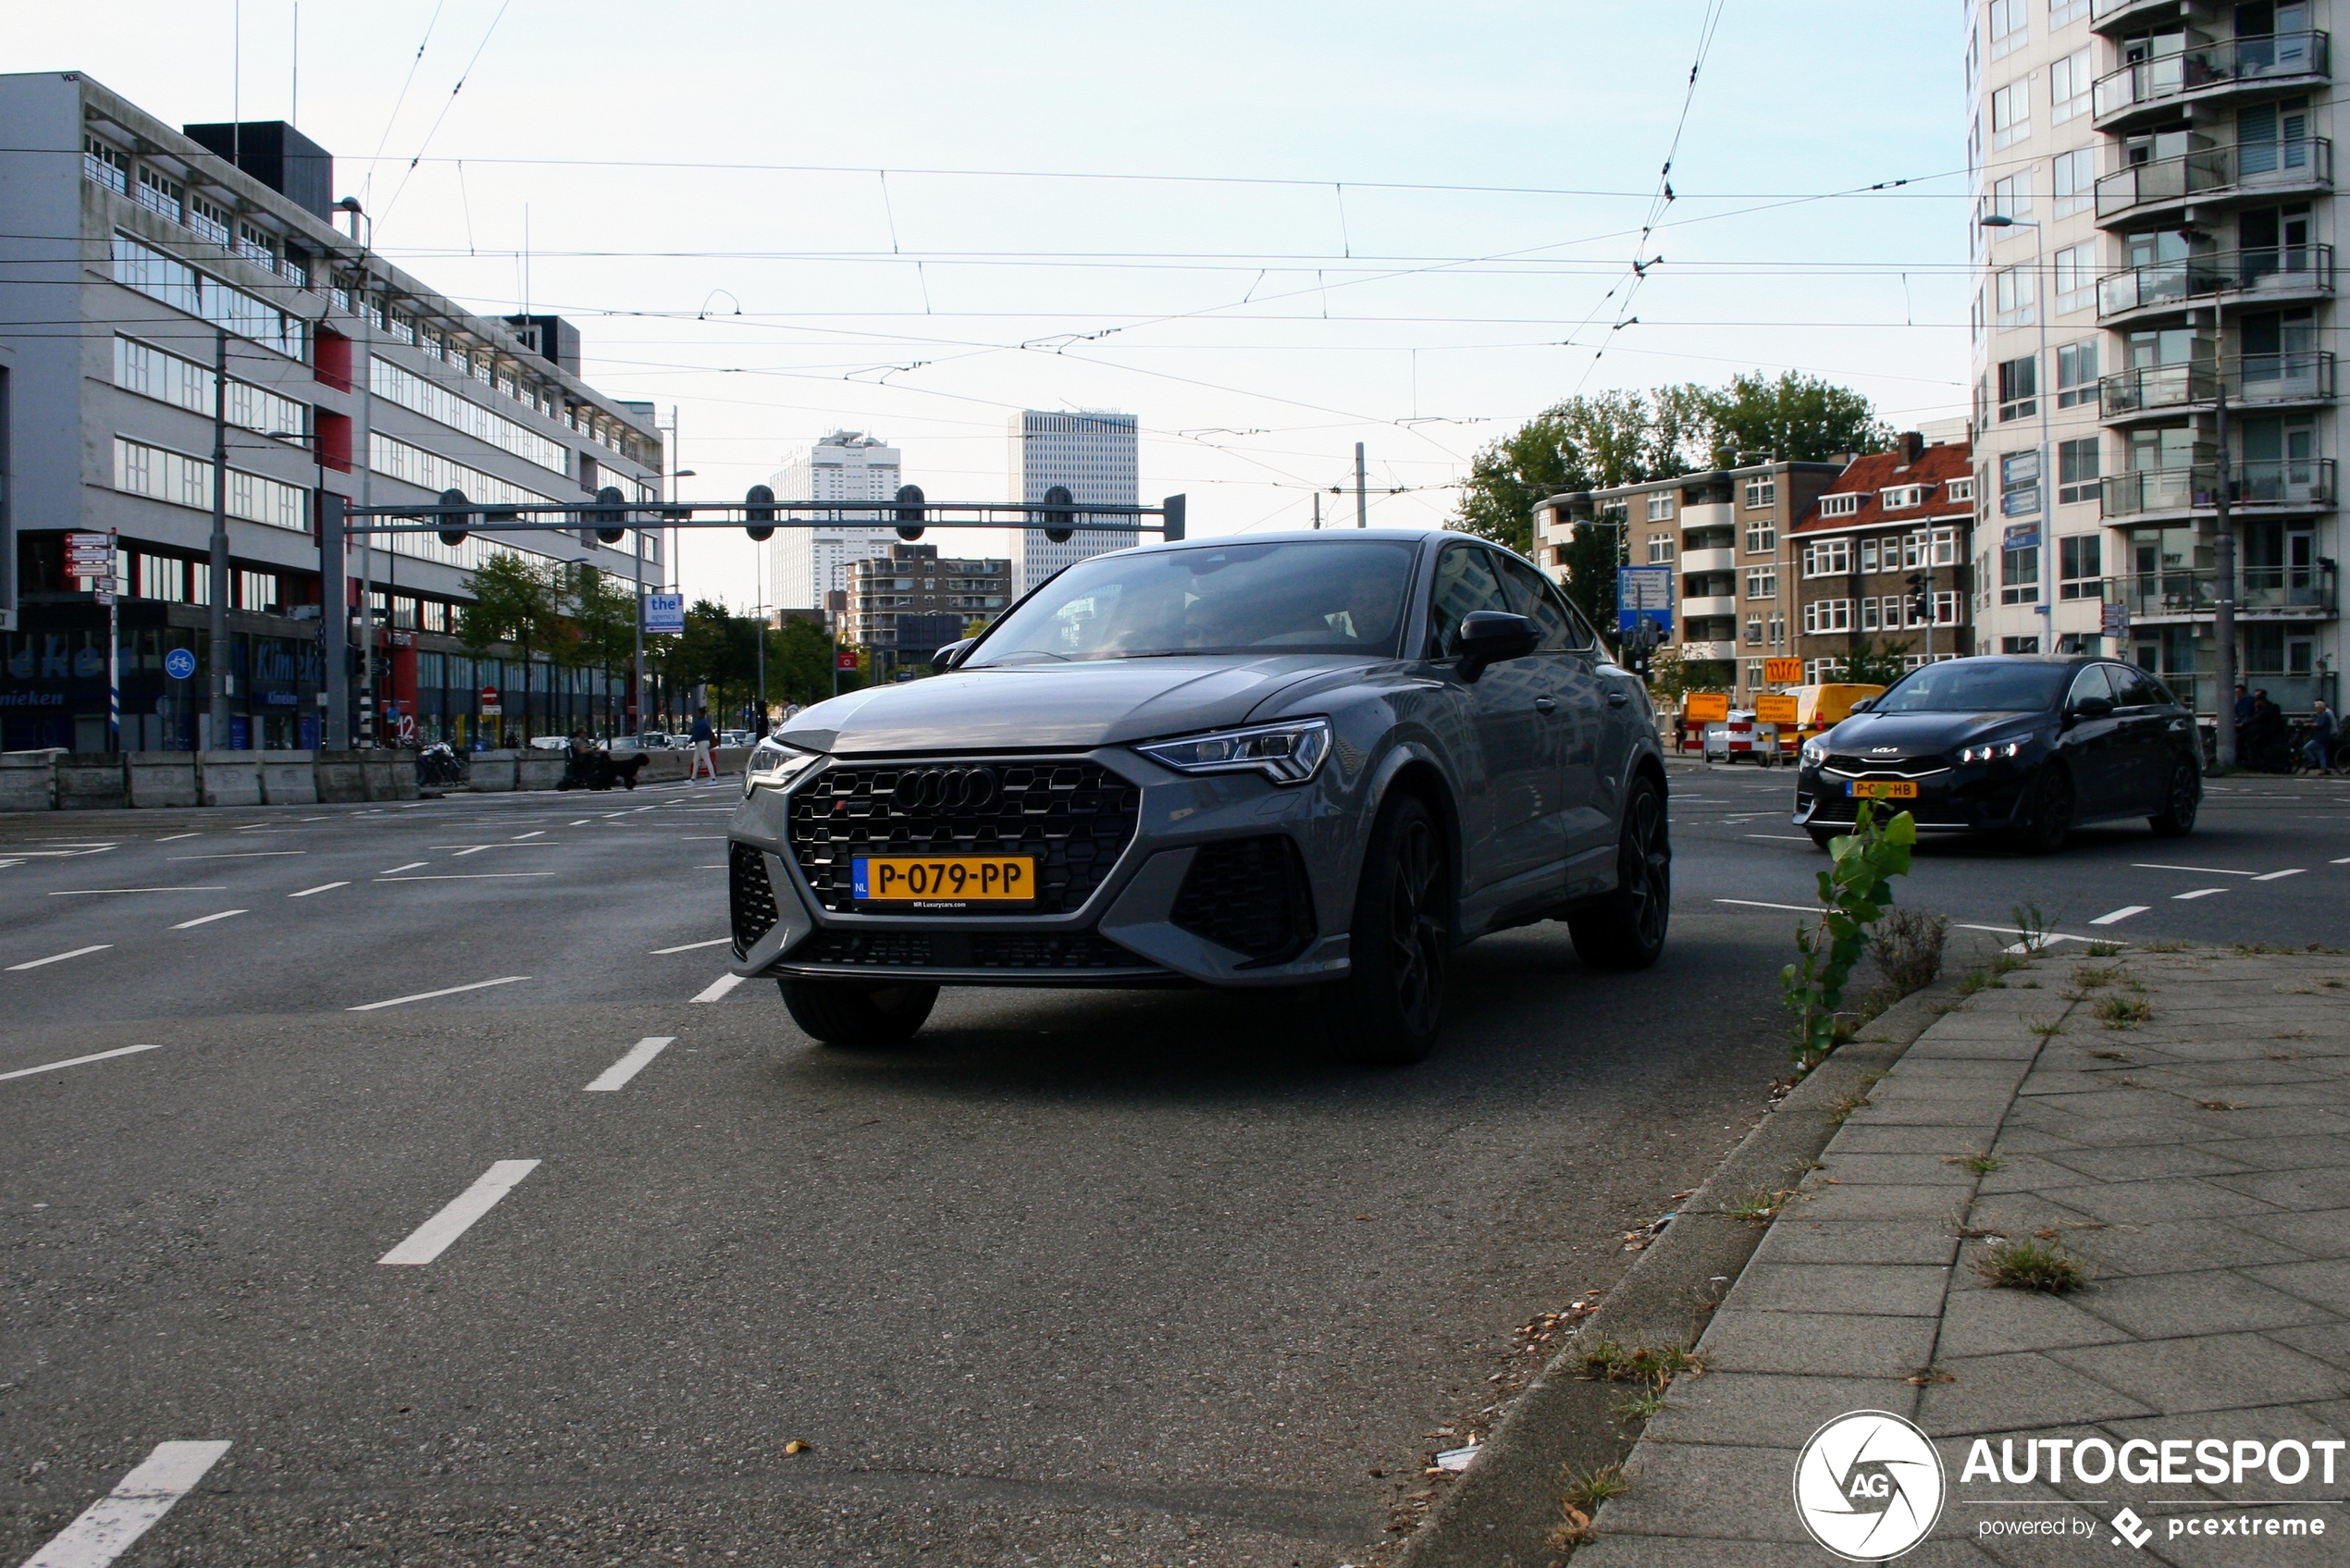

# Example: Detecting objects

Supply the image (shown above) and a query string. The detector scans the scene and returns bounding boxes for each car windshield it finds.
[965,540,1417,665]
[1874,661,2072,714]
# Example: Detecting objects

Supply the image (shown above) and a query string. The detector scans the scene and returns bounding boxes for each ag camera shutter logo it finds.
[1793,1410,1946,1561]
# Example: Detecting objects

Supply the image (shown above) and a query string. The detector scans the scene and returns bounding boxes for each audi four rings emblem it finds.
[890,767,999,810]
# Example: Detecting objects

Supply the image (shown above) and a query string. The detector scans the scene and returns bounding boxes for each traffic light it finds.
[1906,570,1932,623]
[437,488,474,547]
[593,486,627,545]
[744,484,775,542]
[895,483,926,541]
[1042,484,1075,544]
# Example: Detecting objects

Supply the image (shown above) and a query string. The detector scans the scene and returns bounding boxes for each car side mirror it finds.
[2070,695,2115,721]
[1846,698,1874,713]
[1454,611,1540,682]
[934,636,976,670]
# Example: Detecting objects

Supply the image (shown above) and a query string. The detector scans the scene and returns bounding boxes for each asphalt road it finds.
[3,768,2344,1567]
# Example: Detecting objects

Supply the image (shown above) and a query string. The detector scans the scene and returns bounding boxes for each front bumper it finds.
[1793,763,2034,833]
[724,747,1359,989]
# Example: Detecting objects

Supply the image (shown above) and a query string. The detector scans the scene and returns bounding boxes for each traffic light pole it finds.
[321,493,348,746]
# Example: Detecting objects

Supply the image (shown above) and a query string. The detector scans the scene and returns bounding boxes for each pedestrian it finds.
[2305,698,2340,773]
[2234,683,2254,726]
[688,706,717,783]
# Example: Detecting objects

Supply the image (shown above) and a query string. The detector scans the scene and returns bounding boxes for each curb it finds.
[1397,975,1964,1568]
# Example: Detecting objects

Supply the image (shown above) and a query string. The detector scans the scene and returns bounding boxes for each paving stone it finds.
[1734,1263,1953,1316]
[1641,1371,1903,1448]
[1753,1219,1960,1268]
[1976,1154,2100,1194]
[1573,1534,1842,1567]
[2034,1142,2262,1183]
[2066,1217,2314,1278]
[1918,1352,2157,1434]
[1693,1306,1940,1378]
[2049,1331,2350,1414]
[2024,1174,2286,1226]
[2245,1260,2350,1315]
[1813,1151,1982,1186]
[1591,1441,1811,1541]
[2205,1165,2350,1213]
[2068,1268,2337,1340]
[1834,1124,2016,1156]
[1934,1284,2133,1357]
[2241,1208,2350,1259]
[2268,1323,2350,1376]
[1798,1183,1976,1222]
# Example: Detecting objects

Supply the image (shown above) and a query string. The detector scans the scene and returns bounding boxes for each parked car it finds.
[615,731,674,750]
[721,729,752,747]
[527,735,571,751]
[726,531,1671,1064]
[1793,655,2201,852]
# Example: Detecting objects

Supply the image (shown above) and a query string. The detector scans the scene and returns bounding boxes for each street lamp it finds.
[1980,213,2057,655]
[337,195,377,747]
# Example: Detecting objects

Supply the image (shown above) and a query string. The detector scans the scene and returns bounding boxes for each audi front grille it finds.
[786,759,1143,916]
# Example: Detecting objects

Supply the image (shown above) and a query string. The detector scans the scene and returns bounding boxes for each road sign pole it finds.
[106,529,119,750]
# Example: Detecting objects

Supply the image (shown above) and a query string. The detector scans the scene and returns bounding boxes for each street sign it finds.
[835,649,860,672]
[1755,692,1800,725]
[164,648,197,681]
[1763,656,1804,686]
[2001,522,2040,552]
[1684,692,1731,722]
[1615,564,1674,636]
[2100,600,2131,639]
[643,592,686,635]
[479,685,502,717]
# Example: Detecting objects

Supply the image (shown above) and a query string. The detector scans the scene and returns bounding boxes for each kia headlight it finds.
[743,738,825,797]
[1958,741,2024,765]
[1133,717,1332,784]
[1800,736,1829,767]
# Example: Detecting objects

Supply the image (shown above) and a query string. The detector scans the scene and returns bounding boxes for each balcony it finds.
[2094,140,2331,226]
[1680,595,1738,621]
[2092,32,2330,132]
[2101,459,2336,519]
[1678,546,1737,574]
[2096,245,2334,323]
[2091,0,2187,29]
[2107,562,2338,621]
[1676,640,1737,662]
[2098,352,2337,421]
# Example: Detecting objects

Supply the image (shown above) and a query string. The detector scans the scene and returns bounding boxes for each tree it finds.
[1833,636,1915,686]
[768,617,836,707]
[457,551,564,742]
[1698,371,1892,470]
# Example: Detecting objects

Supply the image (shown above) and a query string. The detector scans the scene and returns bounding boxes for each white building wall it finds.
[763,431,901,610]
[1008,410,1138,595]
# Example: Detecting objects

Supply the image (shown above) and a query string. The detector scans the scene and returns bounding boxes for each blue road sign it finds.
[1616,564,1675,637]
[164,648,197,680]
[643,593,686,635]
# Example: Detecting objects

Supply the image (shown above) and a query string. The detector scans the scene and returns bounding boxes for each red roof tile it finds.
[1793,441,1974,535]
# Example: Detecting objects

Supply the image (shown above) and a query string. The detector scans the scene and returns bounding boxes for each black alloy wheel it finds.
[2012,765,2075,856]
[2148,759,2200,838]
[1328,793,1450,1066]
[778,978,939,1047]
[1569,777,1671,970]
[1807,826,1840,852]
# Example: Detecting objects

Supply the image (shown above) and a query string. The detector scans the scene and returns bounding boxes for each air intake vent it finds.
[1171,835,1316,965]
[729,843,779,958]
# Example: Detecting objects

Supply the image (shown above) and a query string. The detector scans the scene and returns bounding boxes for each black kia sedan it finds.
[1792,655,2203,853]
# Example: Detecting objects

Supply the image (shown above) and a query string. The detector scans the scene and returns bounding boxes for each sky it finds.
[19,1,1975,611]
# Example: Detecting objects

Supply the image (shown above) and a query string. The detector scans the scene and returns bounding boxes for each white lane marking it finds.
[166,851,304,859]
[170,909,248,930]
[585,1035,676,1092]
[511,830,544,841]
[2173,887,2228,900]
[649,937,731,955]
[154,833,201,843]
[682,835,726,840]
[6,945,114,971]
[1744,834,1815,842]
[451,846,492,856]
[1954,923,2121,952]
[17,1438,231,1568]
[693,864,725,869]
[2252,868,2307,882]
[1714,897,1821,914]
[49,887,227,896]
[378,1160,540,1266]
[690,972,747,1004]
[2335,856,2350,864]
[0,1043,164,1083]
[2088,906,2150,926]
[569,819,591,826]
[376,872,554,882]
[289,882,350,897]
[382,862,429,874]
[2133,862,2257,876]
[348,975,530,1011]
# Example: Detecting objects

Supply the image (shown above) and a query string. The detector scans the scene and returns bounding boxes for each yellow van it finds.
[1772,683,1886,757]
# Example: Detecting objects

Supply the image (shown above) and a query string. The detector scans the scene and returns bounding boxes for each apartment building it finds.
[1787,436,1977,681]
[845,542,1009,662]
[0,72,665,751]
[764,430,903,612]
[1529,459,1844,703]
[1008,410,1138,595]
[1968,0,2339,713]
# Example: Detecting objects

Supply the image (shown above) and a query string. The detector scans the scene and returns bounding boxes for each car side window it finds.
[1425,545,1515,659]
[2066,665,2113,710]
[1492,552,1584,651]
[2109,664,2166,708]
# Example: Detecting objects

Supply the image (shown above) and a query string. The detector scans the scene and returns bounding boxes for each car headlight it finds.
[743,739,825,797]
[1958,741,2025,764]
[1800,737,1828,767]
[1133,717,1332,784]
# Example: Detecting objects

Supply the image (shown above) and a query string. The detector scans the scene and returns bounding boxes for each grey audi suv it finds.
[725,530,1670,1063]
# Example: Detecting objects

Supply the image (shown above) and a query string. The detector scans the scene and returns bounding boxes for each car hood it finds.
[775,655,1367,755]
[1824,710,2049,753]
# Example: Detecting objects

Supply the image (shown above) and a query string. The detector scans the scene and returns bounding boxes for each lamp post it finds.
[336,196,375,747]
[1980,213,2056,654]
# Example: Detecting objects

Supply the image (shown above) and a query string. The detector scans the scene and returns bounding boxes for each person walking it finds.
[2304,697,2340,773]
[688,707,717,784]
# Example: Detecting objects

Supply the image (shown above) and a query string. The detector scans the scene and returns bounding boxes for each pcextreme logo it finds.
[1793,1410,1948,1562]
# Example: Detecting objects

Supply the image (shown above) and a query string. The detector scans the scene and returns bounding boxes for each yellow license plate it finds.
[852,855,1035,905]
[1848,780,1919,799]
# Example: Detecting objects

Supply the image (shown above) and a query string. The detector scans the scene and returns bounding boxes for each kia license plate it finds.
[1848,780,1919,799]
[852,855,1035,907]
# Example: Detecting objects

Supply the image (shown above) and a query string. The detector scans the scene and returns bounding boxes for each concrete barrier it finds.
[315,751,369,804]
[0,750,59,811]
[124,752,199,809]
[57,753,128,809]
[198,750,265,807]
[515,753,565,791]
[362,752,417,801]
[631,748,690,784]
[465,749,518,792]
[260,749,319,805]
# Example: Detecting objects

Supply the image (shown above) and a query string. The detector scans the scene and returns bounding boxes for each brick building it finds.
[1787,435,1976,682]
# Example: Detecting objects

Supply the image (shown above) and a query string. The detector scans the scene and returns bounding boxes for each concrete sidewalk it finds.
[1572,945,2350,1566]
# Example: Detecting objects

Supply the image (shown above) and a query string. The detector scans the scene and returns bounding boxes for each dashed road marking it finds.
[511,831,544,841]
[650,937,731,954]
[154,832,201,843]
[382,861,429,874]
[289,882,349,897]
[2252,868,2307,882]
[1713,898,1819,914]
[2088,906,2150,926]
[585,1035,676,1092]
[2134,862,2257,876]
[348,975,530,1012]
[48,887,228,896]
[16,1438,231,1568]
[690,972,748,1004]
[376,872,554,882]
[169,909,248,930]
[378,1160,540,1266]
[167,851,304,860]
[0,1043,164,1084]
[2173,888,2227,900]
[6,945,114,971]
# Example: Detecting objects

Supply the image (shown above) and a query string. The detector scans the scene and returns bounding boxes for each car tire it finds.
[1326,793,1450,1067]
[2148,759,2200,837]
[1807,827,1839,852]
[1568,776,1672,970]
[2011,765,2074,855]
[778,979,938,1047]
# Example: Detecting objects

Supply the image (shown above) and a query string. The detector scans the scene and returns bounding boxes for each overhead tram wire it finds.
[375,0,514,232]
[358,0,449,214]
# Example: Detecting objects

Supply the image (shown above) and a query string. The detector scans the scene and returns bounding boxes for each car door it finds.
[2107,662,2183,811]
[1491,550,1610,876]
[1424,542,1560,900]
[2059,663,2123,818]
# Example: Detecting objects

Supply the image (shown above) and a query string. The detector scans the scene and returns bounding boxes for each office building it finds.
[844,542,1010,662]
[1787,436,1977,681]
[763,430,903,612]
[1008,410,1137,594]
[1967,0,2339,713]
[0,72,664,750]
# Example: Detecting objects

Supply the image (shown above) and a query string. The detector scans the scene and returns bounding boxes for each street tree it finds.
[457,551,565,742]
[1698,371,1892,470]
